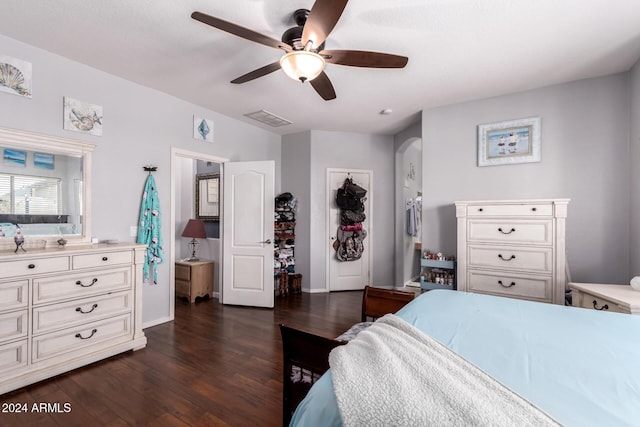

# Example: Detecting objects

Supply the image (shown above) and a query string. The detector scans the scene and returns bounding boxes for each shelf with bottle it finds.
[420,257,456,291]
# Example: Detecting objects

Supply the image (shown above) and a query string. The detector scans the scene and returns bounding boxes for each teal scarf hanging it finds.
[137,174,165,284]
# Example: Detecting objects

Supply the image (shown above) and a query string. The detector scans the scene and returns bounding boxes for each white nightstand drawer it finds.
[576,294,624,314]
[0,310,28,343]
[466,203,553,217]
[467,220,552,245]
[0,280,28,311]
[0,256,69,278]
[32,313,132,362]
[72,251,133,270]
[468,270,551,300]
[568,283,640,315]
[33,291,132,334]
[0,340,27,374]
[468,245,553,273]
[33,267,132,305]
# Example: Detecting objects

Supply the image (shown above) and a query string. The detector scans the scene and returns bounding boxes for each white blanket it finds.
[329,314,560,427]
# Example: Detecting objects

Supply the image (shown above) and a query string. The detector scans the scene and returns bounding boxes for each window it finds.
[0,173,61,215]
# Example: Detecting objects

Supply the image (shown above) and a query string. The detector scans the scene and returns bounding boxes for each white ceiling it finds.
[1,0,640,135]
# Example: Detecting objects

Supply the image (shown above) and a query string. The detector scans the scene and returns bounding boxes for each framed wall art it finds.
[193,116,214,142]
[0,55,32,98]
[63,97,103,136]
[3,148,26,167]
[478,117,541,167]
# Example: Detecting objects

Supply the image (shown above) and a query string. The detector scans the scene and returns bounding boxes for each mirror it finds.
[196,173,219,221]
[0,126,94,248]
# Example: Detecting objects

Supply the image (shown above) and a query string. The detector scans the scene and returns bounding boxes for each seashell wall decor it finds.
[193,116,214,142]
[63,96,103,136]
[0,55,32,98]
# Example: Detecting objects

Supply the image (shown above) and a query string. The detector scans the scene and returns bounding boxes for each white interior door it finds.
[327,169,372,291]
[222,161,274,307]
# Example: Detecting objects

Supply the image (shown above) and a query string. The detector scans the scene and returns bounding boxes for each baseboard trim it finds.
[143,315,173,329]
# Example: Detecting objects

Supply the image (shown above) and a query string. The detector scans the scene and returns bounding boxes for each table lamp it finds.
[181,219,206,261]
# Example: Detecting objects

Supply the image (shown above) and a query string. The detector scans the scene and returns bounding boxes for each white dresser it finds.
[0,243,147,394]
[455,199,569,305]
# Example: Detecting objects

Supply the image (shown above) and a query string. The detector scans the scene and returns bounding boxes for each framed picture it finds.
[0,55,32,98]
[196,173,220,221]
[193,116,214,142]
[63,97,103,136]
[34,152,54,169]
[478,117,541,167]
[3,148,26,167]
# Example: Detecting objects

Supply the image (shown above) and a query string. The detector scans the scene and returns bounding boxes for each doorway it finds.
[169,148,228,321]
[394,138,423,287]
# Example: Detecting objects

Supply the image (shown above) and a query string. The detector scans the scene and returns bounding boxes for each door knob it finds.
[260,239,272,244]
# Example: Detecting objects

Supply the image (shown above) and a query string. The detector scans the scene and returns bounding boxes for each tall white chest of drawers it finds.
[455,199,569,305]
[0,243,147,394]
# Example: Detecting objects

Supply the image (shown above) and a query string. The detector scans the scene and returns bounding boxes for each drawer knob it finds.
[75,328,98,340]
[593,300,609,311]
[498,254,516,261]
[27,264,36,269]
[75,303,98,314]
[75,278,98,287]
[102,256,109,261]
[531,207,537,212]
[498,280,516,288]
[498,227,516,234]
[478,208,484,212]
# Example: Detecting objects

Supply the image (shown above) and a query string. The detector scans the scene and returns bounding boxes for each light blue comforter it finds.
[291,290,640,427]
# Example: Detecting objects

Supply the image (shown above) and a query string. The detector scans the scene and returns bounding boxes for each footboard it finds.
[280,324,346,427]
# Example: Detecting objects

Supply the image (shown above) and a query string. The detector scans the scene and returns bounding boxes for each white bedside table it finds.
[569,282,640,315]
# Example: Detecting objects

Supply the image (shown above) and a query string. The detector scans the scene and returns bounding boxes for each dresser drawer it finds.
[72,250,133,270]
[467,220,552,245]
[0,310,28,343]
[33,291,132,334]
[0,339,27,374]
[33,267,132,305]
[175,263,191,281]
[0,256,69,279]
[175,279,190,297]
[0,280,28,311]
[32,313,132,362]
[576,293,624,314]
[468,245,553,273]
[465,203,553,217]
[468,270,551,300]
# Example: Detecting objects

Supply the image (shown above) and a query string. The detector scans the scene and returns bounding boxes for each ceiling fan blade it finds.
[310,71,337,101]
[302,0,349,49]
[192,11,291,51]
[322,50,408,68]
[231,62,281,84]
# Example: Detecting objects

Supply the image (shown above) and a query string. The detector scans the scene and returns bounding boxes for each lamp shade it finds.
[182,219,206,239]
[279,51,326,83]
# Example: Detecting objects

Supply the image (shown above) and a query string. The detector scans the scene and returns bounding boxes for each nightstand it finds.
[569,282,640,315]
[175,260,214,303]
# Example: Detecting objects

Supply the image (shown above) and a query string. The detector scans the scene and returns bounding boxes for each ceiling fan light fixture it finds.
[279,51,326,83]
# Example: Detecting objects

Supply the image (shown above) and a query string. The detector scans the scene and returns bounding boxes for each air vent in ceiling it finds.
[244,110,292,127]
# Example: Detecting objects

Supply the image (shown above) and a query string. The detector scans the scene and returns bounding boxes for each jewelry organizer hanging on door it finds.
[333,174,367,262]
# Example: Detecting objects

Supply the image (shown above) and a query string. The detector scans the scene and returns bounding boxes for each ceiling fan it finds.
[191,0,408,101]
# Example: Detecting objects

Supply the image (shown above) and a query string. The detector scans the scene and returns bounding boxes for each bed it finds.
[284,289,640,426]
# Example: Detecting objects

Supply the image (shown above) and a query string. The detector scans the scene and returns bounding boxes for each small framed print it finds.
[478,117,541,167]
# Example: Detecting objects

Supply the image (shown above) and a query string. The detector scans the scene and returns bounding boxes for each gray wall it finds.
[308,130,395,291]
[631,59,640,277]
[281,132,312,290]
[422,73,631,284]
[0,34,281,326]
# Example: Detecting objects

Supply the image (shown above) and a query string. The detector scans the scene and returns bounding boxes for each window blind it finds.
[0,173,60,215]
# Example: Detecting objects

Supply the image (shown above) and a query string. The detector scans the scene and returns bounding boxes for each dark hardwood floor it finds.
[0,291,364,427]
